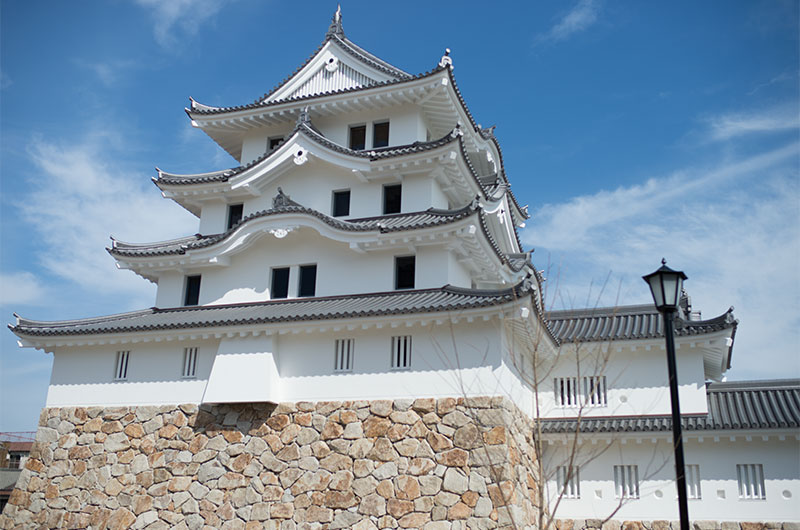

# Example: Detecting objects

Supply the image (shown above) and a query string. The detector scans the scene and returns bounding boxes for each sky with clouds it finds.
[1,1,798,431]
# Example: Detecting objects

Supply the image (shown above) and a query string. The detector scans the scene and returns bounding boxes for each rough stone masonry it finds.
[0,396,539,529]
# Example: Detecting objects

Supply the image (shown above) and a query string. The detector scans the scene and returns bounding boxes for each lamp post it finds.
[643,259,690,530]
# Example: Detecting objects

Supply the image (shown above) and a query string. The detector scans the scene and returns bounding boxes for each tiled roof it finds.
[10,283,534,338]
[109,202,481,258]
[547,304,738,343]
[155,124,459,187]
[540,379,800,434]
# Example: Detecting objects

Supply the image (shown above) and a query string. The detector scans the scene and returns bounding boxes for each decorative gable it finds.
[284,59,378,100]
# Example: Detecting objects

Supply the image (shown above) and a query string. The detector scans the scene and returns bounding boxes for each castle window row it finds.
[349,120,389,151]
[557,463,766,501]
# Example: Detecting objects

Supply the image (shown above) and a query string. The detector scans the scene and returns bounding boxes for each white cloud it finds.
[0,272,48,307]
[135,0,228,49]
[76,59,137,87]
[16,131,197,309]
[524,142,800,380]
[536,0,600,45]
[704,102,799,141]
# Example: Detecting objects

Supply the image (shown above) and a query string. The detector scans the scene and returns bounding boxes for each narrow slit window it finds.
[737,464,765,499]
[395,256,415,290]
[390,335,412,370]
[613,465,639,499]
[182,347,198,378]
[114,350,130,381]
[373,121,390,148]
[383,184,401,214]
[554,376,607,407]
[227,203,244,230]
[349,125,366,150]
[332,190,351,217]
[184,275,201,306]
[334,339,354,372]
[268,136,284,151]
[584,375,607,406]
[557,466,580,499]
[686,464,701,500]
[271,267,290,299]
[298,264,317,298]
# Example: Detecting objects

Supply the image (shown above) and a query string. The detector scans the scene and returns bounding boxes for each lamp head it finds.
[643,259,688,313]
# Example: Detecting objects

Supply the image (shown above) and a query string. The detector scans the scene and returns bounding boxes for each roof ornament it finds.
[326,5,345,39]
[451,122,464,138]
[293,148,308,166]
[439,48,453,69]
[296,106,311,127]
[325,55,340,72]
[273,187,293,209]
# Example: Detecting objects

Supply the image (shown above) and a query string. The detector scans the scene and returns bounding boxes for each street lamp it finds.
[643,259,690,530]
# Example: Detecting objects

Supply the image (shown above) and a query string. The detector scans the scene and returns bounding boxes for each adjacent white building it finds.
[8,8,798,524]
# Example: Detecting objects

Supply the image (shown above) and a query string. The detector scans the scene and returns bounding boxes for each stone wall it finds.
[0,397,538,529]
[554,520,800,530]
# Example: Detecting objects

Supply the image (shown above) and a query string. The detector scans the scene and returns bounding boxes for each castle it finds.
[2,8,797,529]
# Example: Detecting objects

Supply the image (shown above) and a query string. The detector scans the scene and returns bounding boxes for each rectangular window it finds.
[395,256,415,290]
[298,264,317,297]
[383,184,402,214]
[334,339,354,372]
[349,125,366,150]
[332,190,351,217]
[391,335,412,370]
[184,275,201,306]
[373,121,390,148]
[737,464,766,499]
[557,466,580,499]
[554,376,607,407]
[8,453,22,469]
[271,267,290,299]
[613,465,639,499]
[268,136,284,151]
[182,347,198,378]
[686,464,701,500]
[114,350,130,381]
[227,203,244,230]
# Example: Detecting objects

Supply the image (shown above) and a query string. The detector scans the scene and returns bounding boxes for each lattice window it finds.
[182,347,198,378]
[557,466,580,499]
[555,376,607,407]
[613,465,639,499]
[334,339,354,372]
[114,350,130,381]
[686,464,702,500]
[391,336,412,370]
[737,464,766,499]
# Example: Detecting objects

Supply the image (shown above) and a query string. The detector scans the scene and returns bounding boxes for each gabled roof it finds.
[10,283,535,338]
[109,200,481,258]
[540,379,800,434]
[547,304,738,343]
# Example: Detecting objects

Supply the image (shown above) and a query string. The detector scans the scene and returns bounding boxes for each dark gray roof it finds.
[11,283,534,338]
[547,304,738,343]
[540,379,800,434]
[155,123,459,187]
[109,202,480,258]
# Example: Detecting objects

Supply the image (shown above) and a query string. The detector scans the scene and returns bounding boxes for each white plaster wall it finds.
[46,340,218,407]
[545,436,800,522]
[157,228,468,307]
[202,335,280,404]
[198,201,227,234]
[538,344,709,418]
[155,271,184,308]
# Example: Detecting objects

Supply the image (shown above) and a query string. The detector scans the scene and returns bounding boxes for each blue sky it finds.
[1,0,798,431]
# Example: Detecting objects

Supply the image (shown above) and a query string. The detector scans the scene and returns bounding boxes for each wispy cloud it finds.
[0,70,12,90]
[747,71,796,96]
[75,59,138,87]
[704,102,799,141]
[536,0,600,45]
[525,142,800,379]
[0,272,48,307]
[17,130,197,309]
[134,0,228,49]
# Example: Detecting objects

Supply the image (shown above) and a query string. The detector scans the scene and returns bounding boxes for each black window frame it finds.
[349,124,366,150]
[184,275,201,306]
[271,267,290,299]
[298,264,317,298]
[383,184,402,214]
[226,203,244,230]
[332,189,351,217]
[394,255,415,290]
[373,121,390,148]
